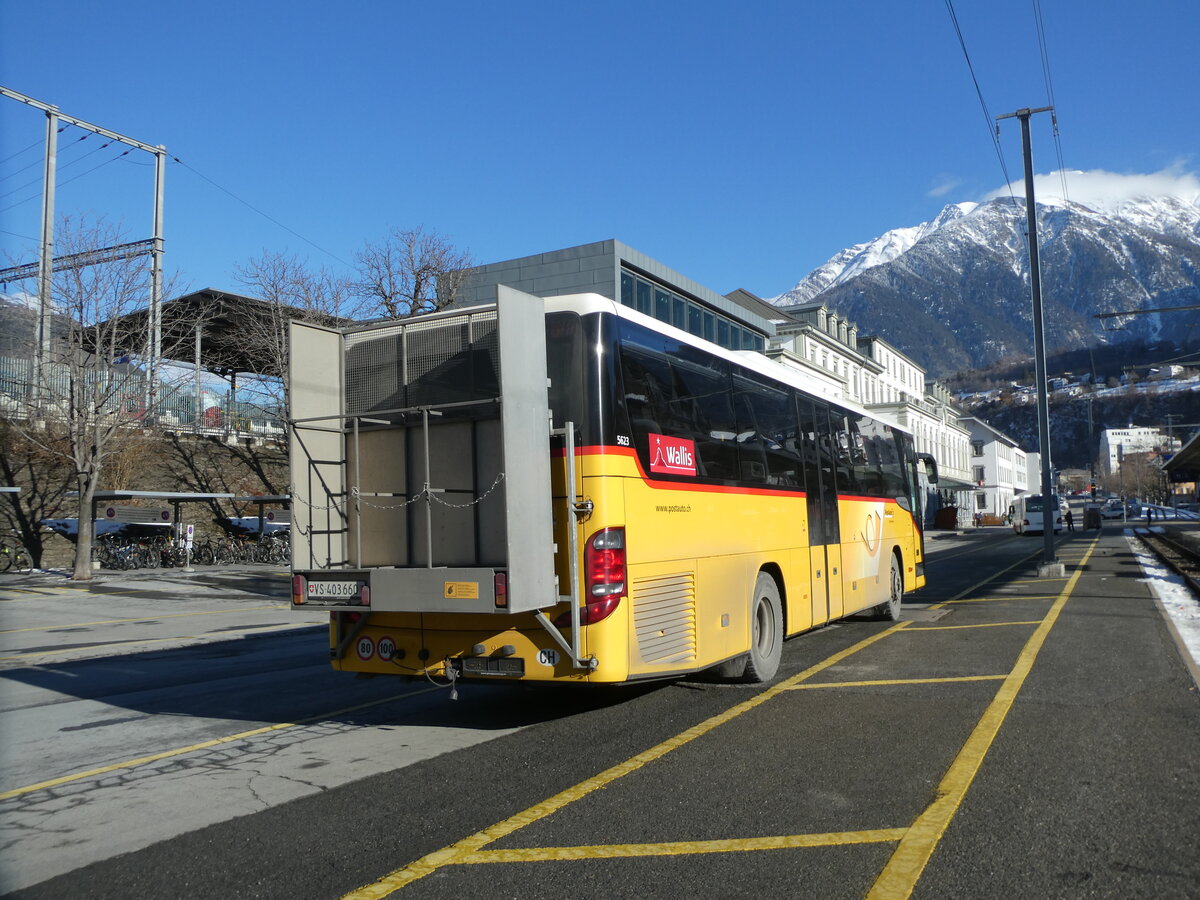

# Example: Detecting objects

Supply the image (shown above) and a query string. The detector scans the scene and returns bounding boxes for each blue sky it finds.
[1,0,1196,302]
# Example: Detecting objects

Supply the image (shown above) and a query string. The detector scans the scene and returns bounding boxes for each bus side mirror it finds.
[917,453,939,485]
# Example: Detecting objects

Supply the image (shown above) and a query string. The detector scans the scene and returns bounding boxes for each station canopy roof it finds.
[108,288,351,378]
[1163,431,1200,482]
[72,490,236,502]
[935,472,979,491]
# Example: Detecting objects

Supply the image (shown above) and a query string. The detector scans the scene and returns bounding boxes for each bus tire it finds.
[872,552,903,621]
[743,572,783,683]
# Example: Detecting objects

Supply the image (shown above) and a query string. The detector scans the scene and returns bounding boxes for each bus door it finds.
[799,398,843,625]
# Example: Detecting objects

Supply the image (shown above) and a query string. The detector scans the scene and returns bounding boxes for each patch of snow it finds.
[1129,535,1200,670]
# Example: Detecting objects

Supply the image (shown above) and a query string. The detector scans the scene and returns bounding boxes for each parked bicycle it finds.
[0,537,32,573]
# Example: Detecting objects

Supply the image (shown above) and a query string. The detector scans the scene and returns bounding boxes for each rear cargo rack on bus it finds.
[288,286,596,670]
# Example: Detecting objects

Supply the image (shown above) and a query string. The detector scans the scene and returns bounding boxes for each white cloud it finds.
[927,174,964,198]
[983,164,1200,213]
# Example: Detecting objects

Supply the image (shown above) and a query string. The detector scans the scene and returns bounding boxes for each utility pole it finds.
[0,85,167,414]
[35,105,57,412]
[1166,413,1179,508]
[997,106,1062,574]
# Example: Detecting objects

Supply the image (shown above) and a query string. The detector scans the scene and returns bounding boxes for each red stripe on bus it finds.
[552,444,911,508]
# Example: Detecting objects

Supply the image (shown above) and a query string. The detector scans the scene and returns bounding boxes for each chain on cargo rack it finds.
[288,472,506,514]
[351,472,506,510]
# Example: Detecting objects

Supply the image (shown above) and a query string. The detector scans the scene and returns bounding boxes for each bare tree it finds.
[354,226,474,319]
[0,216,188,579]
[155,252,354,508]
[233,251,357,417]
[0,420,74,568]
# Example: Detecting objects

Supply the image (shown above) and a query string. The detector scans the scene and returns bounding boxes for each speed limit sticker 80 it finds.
[356,636,375,661]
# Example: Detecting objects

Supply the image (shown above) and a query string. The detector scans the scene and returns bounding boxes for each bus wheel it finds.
[873,553,903,621]
[743,573,783,682]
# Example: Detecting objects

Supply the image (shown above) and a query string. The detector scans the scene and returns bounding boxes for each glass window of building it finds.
[654,288,671,323]
[636,280,652,315]
[673,297,686,330]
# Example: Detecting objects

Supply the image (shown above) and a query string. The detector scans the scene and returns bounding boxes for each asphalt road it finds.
[1,530,1199,899]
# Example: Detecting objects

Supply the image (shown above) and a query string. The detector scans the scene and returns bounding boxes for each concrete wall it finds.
[460,240,619,306]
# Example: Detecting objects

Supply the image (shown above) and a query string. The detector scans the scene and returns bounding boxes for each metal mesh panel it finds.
[469,315,499,398]
[345,324,405,416]
[406,316,468,408]
[343,310,500,416]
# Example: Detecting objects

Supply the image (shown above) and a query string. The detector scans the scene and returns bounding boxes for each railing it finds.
[0,355,286,436]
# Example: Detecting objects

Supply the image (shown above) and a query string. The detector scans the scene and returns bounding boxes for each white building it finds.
[766,300,873,404]
[1098,426,1180,473]
[960,416,1028,520]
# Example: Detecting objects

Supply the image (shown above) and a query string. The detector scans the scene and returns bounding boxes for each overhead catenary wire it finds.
[943,0,1016,199]
[0,135,46,167]
[1031,0,1070,203]
[0,145,135,214]
[171,156,353,268]
[0,130,93,188]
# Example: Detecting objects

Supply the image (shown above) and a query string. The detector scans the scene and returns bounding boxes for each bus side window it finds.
[618,348,669,446]
[830,411,859,496]
[734,371,803,488]
[876,424,907,499]
[852,416,887,498]
[733,392,769,483]
[672,351,736,481]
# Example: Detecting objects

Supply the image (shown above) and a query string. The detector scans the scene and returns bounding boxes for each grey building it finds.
[460,239,775,353]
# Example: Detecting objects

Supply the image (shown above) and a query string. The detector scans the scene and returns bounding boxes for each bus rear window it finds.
[546,312,586,435]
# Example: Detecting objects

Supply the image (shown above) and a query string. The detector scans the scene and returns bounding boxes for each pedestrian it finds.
[1145,506,1152,529]
[1065,508,1074,532]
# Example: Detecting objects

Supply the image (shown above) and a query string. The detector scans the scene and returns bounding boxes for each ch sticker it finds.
[537,649,560,667]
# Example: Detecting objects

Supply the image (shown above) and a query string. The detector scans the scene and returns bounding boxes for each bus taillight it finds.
[292,574,306,605]
[584,527,626,623]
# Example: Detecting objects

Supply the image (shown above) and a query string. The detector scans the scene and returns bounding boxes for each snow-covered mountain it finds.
[771,179,1200,376]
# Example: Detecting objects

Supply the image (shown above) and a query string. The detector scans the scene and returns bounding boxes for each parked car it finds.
[1099,499,1125,519]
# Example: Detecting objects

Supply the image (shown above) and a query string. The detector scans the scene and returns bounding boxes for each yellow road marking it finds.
[789,675,1006,690]
[341,534,1100,898]
[0,688,437,801]
[902,620,1042,631]
[928,547,1047,609]
[340,623,911,899]
[457,828,910,863]
[944,595,1058,604]
[865,535,1098,900]
[0,605,285,635]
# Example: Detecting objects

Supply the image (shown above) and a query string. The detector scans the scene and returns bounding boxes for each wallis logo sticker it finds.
[649,433,697,477]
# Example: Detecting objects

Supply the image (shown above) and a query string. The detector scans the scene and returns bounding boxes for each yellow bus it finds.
[289,287,932,685]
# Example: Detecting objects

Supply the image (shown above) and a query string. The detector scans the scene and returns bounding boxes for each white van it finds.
[1012,493,1063,535]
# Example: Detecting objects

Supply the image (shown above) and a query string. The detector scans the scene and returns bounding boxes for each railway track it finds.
[1137,525,1200,594]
